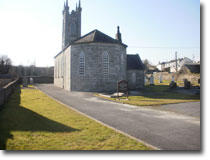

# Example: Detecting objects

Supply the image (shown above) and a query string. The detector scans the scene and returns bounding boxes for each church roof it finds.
[127,54,145,70]
[55,29,127,58]
[72,29,127,47]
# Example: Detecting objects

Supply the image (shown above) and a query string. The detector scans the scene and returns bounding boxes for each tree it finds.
[0,55,12,74]
[143,59,150,70]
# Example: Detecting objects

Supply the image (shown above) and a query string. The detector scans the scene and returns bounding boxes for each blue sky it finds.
[0,0,200,66]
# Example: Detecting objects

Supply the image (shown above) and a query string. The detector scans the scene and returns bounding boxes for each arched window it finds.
[70,23,76,36]
[79,52,85,75]
[55,61,57,78]
[131,72,136,84]
[103,52,109,75]
[57,60,59,78]
[64,56,66,77]
[61,58,64,78]
[58,60,60,78]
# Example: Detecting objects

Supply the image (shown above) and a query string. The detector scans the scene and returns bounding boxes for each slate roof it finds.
[185,64,200,73]
[127,54,145,70]
[55,29,127,58]
[73,29,127,47]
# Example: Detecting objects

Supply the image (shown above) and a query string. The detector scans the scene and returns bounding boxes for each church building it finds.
[54,0,145,92]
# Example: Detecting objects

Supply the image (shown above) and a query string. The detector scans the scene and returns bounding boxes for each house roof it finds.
[185,64,200,73]
[127,54,145,70]
[73,29,127,47]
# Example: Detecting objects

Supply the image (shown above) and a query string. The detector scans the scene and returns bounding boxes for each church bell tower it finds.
[62,0,82,49]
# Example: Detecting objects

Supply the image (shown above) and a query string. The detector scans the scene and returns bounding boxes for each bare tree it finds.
[0,55,12,74]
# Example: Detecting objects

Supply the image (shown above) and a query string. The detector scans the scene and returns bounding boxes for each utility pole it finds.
[175,52,178,73]
[175,52,178,83]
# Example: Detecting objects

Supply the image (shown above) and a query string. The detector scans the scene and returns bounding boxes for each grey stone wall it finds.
[70,43,127,92]
[127,70,144,90]
[54,43,145,92]
[20,76,54,84]
[151,72,200,83]
[62,7,82,48]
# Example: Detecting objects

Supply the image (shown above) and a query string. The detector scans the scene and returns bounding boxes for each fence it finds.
[0,79,19,108]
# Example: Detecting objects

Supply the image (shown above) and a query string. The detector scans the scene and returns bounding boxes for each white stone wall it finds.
[63,47,71,91]
[54,47,71,90]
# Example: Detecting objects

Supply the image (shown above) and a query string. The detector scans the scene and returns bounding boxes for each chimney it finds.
[115,26,122,43]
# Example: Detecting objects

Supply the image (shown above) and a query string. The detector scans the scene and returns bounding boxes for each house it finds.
[157,57,193,73]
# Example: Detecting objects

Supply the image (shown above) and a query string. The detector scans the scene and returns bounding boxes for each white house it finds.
[157,57,193,73]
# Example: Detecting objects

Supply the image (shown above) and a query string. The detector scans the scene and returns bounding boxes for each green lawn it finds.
[0,86,152,150]
[97,81,200,106]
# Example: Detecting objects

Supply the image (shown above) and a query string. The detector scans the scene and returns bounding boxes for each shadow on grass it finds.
[0,86,79,150]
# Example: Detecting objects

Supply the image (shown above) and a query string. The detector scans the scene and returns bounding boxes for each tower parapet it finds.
[62,0,82,49]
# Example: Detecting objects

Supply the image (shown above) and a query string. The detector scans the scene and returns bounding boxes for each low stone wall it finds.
[0,79,13,88]
[19,76,54,84]
[0,79,19,108]
[150,73,200,83]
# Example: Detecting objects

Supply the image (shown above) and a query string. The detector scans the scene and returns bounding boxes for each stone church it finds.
[54,0,145,92]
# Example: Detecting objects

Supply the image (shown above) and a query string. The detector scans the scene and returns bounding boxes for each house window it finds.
[103,52,109,75]
[79,52,85,75]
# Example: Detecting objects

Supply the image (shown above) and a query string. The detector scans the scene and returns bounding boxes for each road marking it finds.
[119,108,133,112]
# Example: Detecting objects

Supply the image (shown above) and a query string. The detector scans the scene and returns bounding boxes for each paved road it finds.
[36,84,200,150]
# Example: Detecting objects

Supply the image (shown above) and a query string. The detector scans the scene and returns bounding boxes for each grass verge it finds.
[0,86,153,150]
[96,94,199,106]
[96,82,200,106]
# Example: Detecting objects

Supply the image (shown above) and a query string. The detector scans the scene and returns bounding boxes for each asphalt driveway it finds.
[36,84,200,150]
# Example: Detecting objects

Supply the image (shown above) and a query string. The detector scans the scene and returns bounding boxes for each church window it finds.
[131,72,136,84]
[121,54,124,64]
[61,58,64,78]
[57,60,59,77]
[58,60,60,78]
[70,23,76,36]
[64,56,66,77]
[103,52,109,75]
[79,52,85,75]
[55,61,57,78]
